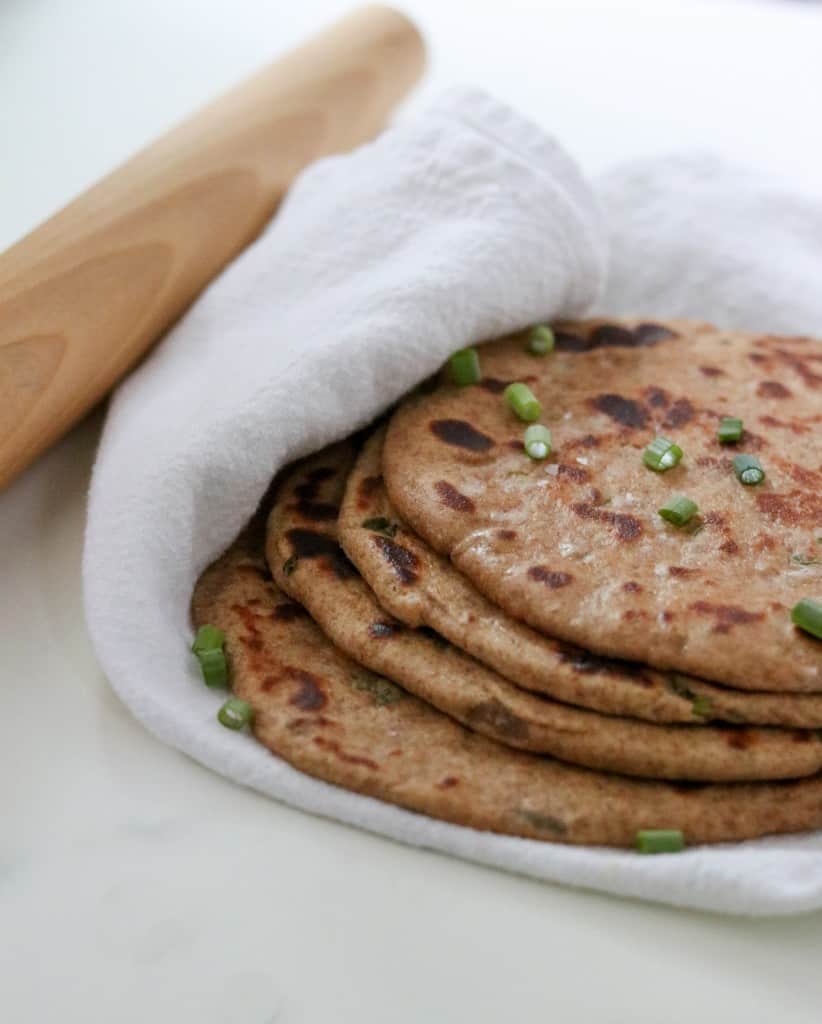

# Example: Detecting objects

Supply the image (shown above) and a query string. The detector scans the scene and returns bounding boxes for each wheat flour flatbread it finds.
[264,443,822,781]
[383,319,822,692]
[191,528,822,847]
[340,425,822,729]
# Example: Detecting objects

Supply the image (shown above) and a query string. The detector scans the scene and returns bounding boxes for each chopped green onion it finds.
[636,829,685,854]
[526,325,555,355]
[523,424,552,460]
[191,624,224,654]
[449,347,482,387]
[643,436,683,472]
[504,382,541,422]
[217,698,254,731]
[718,416,743,444]
[282,555,298,576]
[197,647,228,688]
[791,599,822,640]
[362,517,397,537]
[733,453,765,486]
[669,676,713,719]
[658,495,698,528]
[191,624,228,687]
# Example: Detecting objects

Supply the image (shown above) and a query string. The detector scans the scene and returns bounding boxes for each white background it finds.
[3,1,822,1021]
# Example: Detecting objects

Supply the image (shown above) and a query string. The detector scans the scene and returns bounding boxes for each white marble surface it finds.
[4,1,822,1021]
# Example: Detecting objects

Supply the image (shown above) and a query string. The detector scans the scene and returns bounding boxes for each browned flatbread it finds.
[192,527,822,847]
[383,319,822,693]
[340,425,822,729]
[264,443,822,781]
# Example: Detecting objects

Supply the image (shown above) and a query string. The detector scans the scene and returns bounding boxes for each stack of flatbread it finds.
[193,319,822,848]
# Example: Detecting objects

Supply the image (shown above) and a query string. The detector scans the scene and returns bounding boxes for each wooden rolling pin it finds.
[0,6,424,490]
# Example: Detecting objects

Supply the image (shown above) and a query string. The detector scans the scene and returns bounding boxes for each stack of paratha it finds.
[192,319,822,848]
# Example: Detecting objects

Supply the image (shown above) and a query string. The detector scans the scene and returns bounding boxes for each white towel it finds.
[83,90,822,916]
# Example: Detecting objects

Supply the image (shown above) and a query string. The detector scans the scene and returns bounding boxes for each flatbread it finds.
[191,527,822,847]
[264,443,822,781]
[340,426,822,729]
[383,319,822,693]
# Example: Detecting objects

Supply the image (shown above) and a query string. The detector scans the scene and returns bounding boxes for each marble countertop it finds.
[3,1,822,1020]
